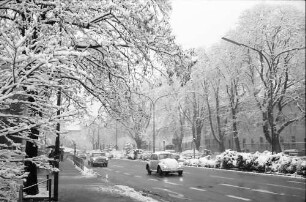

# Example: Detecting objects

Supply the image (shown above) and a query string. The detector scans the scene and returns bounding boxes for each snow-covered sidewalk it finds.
[59,159,159,202]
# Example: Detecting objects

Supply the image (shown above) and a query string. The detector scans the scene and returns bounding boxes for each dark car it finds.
[88,152,108,167]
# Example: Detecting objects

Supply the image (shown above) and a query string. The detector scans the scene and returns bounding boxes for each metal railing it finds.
[19,175,52,202]
[73,155,84,170]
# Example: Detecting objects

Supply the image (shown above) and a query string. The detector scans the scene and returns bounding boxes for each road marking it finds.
[115,170,120,173]
[104,168,112,171]
[219,184,251,190]
[148,179,158,181]
[189,187,206,192]
[252,189,281,195]
[227,195,251,201]
[112,165,123,168]
[220,184,250,190]
[210,175,235,180]
[135,175,142,178]
[184,171,190,174]
[266,183,305,190]
[165,181,180,186]
[123,172,131,175]
[288,181,306,184]
[220,184,287,196]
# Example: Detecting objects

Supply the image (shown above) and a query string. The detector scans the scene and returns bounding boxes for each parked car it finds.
[284,149,299,156]
[88,152,108,167]
[140,151,152,161]
[77,153,87,160]
[146,152,183,176]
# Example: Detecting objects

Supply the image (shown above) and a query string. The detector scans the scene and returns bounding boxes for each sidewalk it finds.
[58,159,138,202]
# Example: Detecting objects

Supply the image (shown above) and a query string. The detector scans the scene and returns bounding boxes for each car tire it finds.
[178,171,183,176]
[105,163,108,167]
[146,165,151,175]
[157,167,163,176]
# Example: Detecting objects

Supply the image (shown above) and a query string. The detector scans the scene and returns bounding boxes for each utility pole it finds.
[54,87,61,201]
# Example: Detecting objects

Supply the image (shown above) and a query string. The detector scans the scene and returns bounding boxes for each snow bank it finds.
[186,149,306,177]
[99,185,159,202]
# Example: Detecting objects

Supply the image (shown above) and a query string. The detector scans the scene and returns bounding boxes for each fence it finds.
[19,175,52,202]
[72,155,85,170]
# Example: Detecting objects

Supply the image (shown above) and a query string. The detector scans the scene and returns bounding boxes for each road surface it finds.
[89,159,306,202]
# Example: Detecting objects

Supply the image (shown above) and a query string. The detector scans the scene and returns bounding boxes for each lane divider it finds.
[220,184,285,196]
[164,181,180,186]
[210,175,235,180]
[189,187,206,192]
[288,180,306,185]
[226,195,251,201]
[266,183,305,190]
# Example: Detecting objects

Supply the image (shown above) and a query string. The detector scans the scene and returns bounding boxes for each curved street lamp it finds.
[132,92,173,152]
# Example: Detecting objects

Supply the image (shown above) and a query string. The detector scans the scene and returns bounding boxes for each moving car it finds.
[88,152,108,167]
[146,152,183,176]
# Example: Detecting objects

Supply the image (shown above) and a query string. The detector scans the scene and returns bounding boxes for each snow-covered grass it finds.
[184,149,306,177]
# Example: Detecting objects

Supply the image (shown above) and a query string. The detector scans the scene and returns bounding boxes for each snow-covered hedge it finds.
[184,149,306,177]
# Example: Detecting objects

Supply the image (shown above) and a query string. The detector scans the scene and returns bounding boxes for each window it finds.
[151,154,158,160]
[159,154,173,159]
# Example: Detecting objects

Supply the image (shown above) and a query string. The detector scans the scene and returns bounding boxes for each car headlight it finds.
[160,164,167,169]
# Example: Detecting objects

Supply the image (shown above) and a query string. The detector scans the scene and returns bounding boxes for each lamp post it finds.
[133,92,173,153]
[193,137,196,159]
[115,119,120,150]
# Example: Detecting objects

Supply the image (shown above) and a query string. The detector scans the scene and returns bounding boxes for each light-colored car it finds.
[88,152,108,167]
[146,152,183,176]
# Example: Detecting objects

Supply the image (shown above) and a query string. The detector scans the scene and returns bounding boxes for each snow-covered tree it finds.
[225,4,305,153]
[0,0,187,198]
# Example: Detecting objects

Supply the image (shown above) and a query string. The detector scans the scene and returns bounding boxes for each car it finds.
[283,149,299,156]
[140,151,152,161]
[146,152,183,176]
[77,153,87,160]
[88,152,108,167]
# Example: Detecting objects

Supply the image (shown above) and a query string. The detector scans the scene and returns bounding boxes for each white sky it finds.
[169,0,305,49]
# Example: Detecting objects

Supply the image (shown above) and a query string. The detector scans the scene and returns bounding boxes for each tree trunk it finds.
[135,135,142,149]
[218,135,225,152]
[273,133,282,153]
[195,120,202,150]
[24,128,39,195]
[232,111,241,152]
[177,138,183,152]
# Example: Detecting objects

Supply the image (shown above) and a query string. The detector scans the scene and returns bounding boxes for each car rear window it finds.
[159,154,173,159]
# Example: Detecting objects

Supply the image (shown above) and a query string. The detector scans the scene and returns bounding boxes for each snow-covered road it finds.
[89,159,306,202]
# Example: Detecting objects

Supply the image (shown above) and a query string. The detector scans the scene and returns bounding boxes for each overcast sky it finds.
[169,0,305,49]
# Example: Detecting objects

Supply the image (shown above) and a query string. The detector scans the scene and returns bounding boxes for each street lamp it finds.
[115,119,120,150]
[193,137,196,159]
[133,92,173,153]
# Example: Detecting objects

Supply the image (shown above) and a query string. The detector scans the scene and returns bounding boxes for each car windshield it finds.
[159,154,173,159]
[92,153,105,157]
